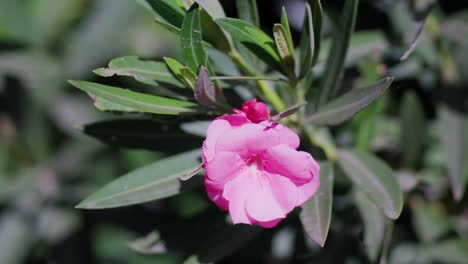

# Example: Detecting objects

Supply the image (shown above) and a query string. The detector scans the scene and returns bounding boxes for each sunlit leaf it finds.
[181,4,207,72]
[215,18,284,73]
[337,149,403,219]
[76,149,202,209]
[136,0,185,28]
[94,56,184,88]
[273,24,295,78]
[300,162,333,247]
[163,57,198,88]
[69,81,198,115]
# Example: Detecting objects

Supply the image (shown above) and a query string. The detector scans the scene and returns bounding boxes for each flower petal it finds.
[205,180,229,211]
[264,171,298,213]
[245,174,286,222]
[223,169,252,224]
[203,119,233,163]
[296,173,320,205]
[205,151,245,185]
[261,144,319,184]
[266,123,300,149]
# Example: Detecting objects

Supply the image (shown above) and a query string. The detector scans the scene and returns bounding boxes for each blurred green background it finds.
[1,0,468,263]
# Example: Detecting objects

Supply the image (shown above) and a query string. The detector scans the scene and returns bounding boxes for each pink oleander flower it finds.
[202,99,320,228]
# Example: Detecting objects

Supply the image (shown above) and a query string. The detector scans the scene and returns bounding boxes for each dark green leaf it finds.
[136,0,185,28]
[94,56,184,88]
[439,106,466,201]
[337,149,403,219]
[298,3,315,79]
[83,119,203,153]
[215,18,284,73]
[181,4,208,72]
[199,9,231,52]
[355,191,386,261]
[163,57,197,88]
[300,162,333,247]
[307,77,393,125]
[317,0,359,105]
[76,149,202,209]
[235,0,260,27]
[69,81,198,115]
[400,91,426,168]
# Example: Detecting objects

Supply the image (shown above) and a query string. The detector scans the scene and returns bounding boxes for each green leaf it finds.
[136,0,185,28]
[400,91,426,168]
[215,18,284,73]
[76,149,202,209]
[273,24,295,78]
[199,8,231,52]
[421,239,468,264]
[83,119,203,153]
[181,4,208,72]
[298,3,315,79]
[127,231,165,254]
[163,57,198,88]
[307,77,393,125]
[299,162,333,247]
[337,149,403,219]
[280,7,295,59]
[410,197,452,243]
[94,56,184,88]
[235,0,259,27]
[69,81,198,115]
[355,191,386,261]
[317,0,359,105]
[439,106,466,201]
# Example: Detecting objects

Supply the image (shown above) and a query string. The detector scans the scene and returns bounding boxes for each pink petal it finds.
[219,113,249,127]
[296,172,320,205]
[245,174,287,222]
[203,119,232,162]
[253,218,282,228]
[267,123,300,149]
[205,151,245,184]
[216,124,278,157]
[223,170,252,224]
[261,144,319,184]
[263,171,299,213]
[205,180,229,210]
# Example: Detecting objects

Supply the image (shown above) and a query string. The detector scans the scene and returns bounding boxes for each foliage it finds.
[1,0,468,263]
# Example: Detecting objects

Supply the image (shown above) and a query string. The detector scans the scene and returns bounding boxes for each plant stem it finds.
[211,76,287,82]
[228,51,286,111]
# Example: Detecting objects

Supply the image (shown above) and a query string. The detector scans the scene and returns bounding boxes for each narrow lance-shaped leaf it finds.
[308,0,323,66]
[273,24,294,79]
[181,4,207,72]
[300,162,334,247]
[298,3,315,79]
[439,106,466,201]
[136,0,186,28]
[307,77,393,125]
[199,8,231,52]
[194,0,225,19]
[235,0,260,27]
[93,56,184,88]
[400,91,426,168]
[163,57,197,89]
[82,119,203,153]
[76,149,202,209]
[355,191,386,262]
[215,18,284,73]
[317,0,359,106]
[337,149,403,219]
[271,102,306,121]
[280,7,295,59]
[69,81,198,115]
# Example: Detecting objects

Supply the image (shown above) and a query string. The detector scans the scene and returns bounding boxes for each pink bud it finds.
[241,98,270,123]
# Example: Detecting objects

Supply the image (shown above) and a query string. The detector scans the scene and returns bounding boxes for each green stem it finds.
[211,76,287,82]
[228,51,286,111]
[305,125,337,162]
